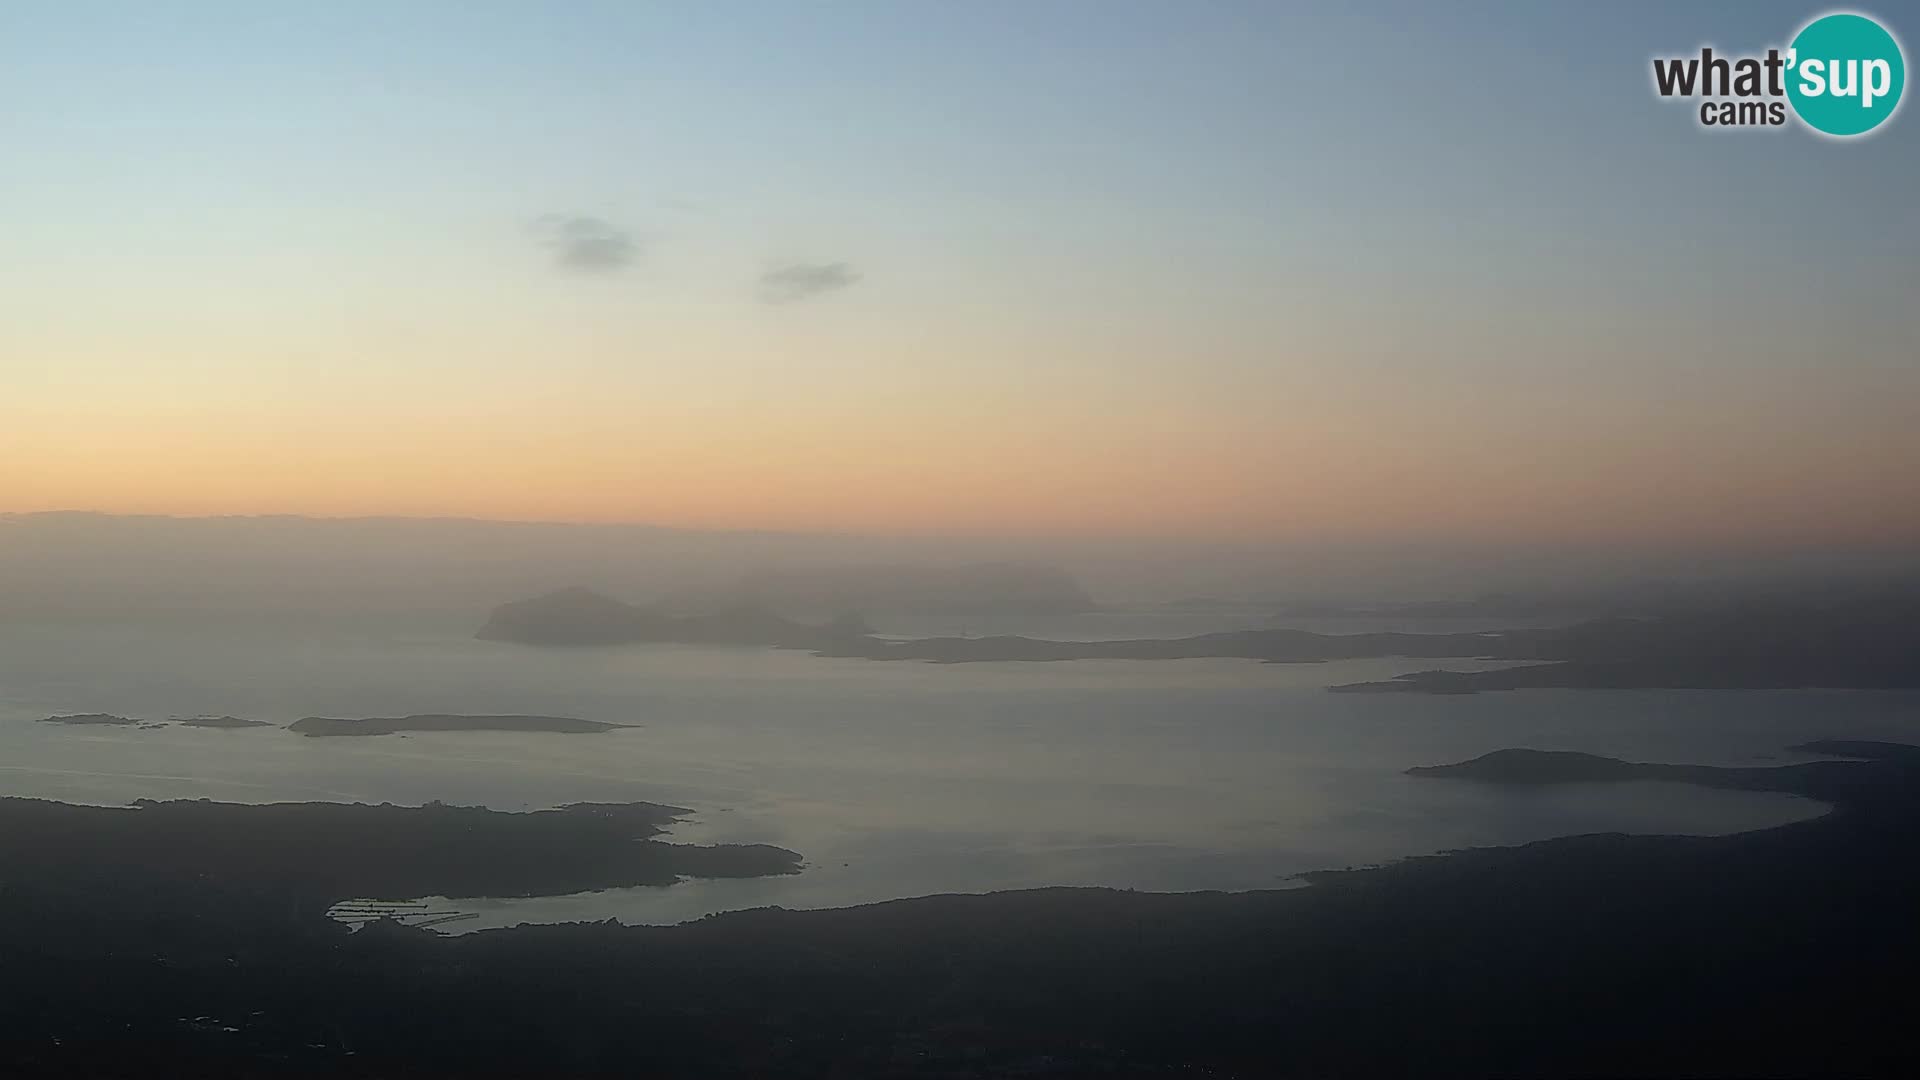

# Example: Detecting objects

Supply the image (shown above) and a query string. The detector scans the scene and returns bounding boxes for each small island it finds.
[288,714,628,737]
[39,713,275,730]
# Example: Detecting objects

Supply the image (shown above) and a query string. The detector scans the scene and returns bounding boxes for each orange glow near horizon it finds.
[7,230,1916,549]
[9,374,1919,548]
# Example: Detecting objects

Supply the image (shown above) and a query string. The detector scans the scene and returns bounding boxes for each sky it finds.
[2,1,1915,546]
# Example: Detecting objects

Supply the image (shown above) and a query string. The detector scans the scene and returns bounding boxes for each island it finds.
[38,713,141,726]
[288,713,628,737]
[176,715,275,729]
[1400,741,1912,802]
[38,713,275,730]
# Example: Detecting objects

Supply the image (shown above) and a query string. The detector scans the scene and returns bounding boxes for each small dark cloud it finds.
[758,261,861,304]
[533,215,640,273]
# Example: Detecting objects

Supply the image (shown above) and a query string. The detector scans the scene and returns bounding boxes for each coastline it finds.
[5,741,1916,1075]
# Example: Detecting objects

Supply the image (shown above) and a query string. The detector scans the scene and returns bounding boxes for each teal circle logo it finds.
[1787,13,1906,136]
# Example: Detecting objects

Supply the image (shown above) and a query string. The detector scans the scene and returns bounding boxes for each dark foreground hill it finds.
[3,743,1919,1076]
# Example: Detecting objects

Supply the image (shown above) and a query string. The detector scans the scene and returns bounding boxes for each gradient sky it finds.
[3,1,1915,544]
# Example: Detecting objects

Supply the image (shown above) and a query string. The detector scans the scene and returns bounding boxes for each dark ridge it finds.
[38,713,140,726]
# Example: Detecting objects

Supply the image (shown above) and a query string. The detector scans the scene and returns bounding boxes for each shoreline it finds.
[7,742,1917,1075]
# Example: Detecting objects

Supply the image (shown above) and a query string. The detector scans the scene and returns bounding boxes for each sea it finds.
[3,608,1914,930]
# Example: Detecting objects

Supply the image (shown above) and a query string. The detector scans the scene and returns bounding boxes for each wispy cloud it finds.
[533,215,640,273]
[758,261,861,303]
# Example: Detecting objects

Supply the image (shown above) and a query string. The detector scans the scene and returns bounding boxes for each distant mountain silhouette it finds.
[659,562,1096,616]
[827,595,1920,691]
[478,587,678,645]
[476,587,865,648]
[1330,598,1920,692]
[478,587,1920,692]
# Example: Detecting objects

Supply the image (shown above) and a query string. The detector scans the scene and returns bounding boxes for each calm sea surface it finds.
[3,611,1913,929]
